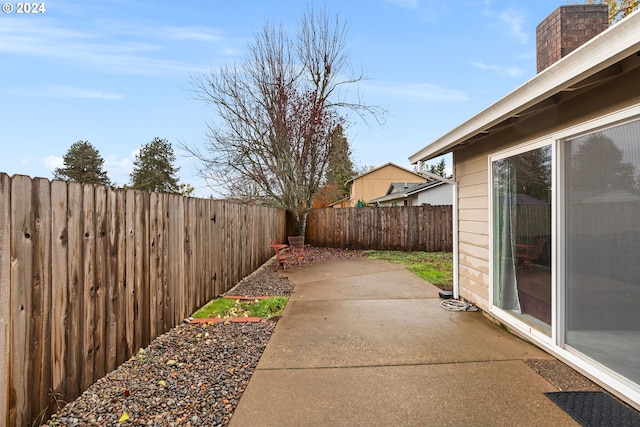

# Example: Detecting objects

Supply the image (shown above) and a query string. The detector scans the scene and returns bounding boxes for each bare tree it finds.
[186,6,382,235]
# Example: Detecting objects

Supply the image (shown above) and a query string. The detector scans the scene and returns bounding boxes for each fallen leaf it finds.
[118,412,130,423]
[158,380,167,387]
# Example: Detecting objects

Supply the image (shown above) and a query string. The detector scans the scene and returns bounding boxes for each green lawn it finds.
[364,250,453,290]
[191,296,288,319]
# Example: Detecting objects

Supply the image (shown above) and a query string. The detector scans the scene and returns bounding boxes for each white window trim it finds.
[488,137,554,347]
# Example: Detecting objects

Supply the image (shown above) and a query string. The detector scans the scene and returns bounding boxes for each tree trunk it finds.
[290,209,309,237]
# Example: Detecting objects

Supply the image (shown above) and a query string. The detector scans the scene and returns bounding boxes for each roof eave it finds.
[409,11,640,164]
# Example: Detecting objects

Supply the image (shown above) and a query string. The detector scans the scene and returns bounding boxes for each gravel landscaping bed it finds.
[44,248,362,427]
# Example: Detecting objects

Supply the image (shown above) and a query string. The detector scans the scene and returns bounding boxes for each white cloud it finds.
[0,18,220,75]
[44,155,63,171]
[472,61,525,78]
[500,8,528,44]
[104,153,136,187]
[1,85,124,99]
[363,81,467,103]
[48,86,124,99]
[163,27,224,43]
[385,0,419,9]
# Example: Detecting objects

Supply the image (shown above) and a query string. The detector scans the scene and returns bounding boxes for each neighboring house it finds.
[328,197,350,208]
[410,6,640,409]
[345,162,427,207]
[369,173,454,207]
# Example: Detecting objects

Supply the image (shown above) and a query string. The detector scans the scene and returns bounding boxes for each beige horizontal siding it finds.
[458,208,488,222]
[458,183,488,199]
[455,148,490,309]
[459,231,488,249]
[455,155,487,176]
[459,246,489,269]
[458,196,486,210]
[458,220,487,236]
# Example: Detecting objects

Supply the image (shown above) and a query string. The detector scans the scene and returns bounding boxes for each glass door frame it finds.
[488,136,557,346]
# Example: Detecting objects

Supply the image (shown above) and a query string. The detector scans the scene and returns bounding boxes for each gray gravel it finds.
[47,321,276,426]
[44,248,359,427]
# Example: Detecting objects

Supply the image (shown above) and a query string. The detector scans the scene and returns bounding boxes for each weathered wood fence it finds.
[0,173,286,426]
[306,205,453,251]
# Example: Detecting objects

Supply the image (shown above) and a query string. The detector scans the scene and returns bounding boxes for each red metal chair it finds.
[288,236,311,263]
[270,240,294,269]
[516,238,546,270]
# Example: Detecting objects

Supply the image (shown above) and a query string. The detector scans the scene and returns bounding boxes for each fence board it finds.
[0,174,10,425]
[50,180,67,412]
[65,183,83,402]
[112,189,128,368]
[94,186,108,381]
[81,184,96,392]
[135,191,150,351]
[186,198,197,317]
[306,206,453,252]
[125,190,136,359]
[32,178,52,423]
[10,175,32,426]
[148,193,161,339]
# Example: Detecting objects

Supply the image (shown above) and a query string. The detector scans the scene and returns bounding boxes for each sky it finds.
[1,0,568,196]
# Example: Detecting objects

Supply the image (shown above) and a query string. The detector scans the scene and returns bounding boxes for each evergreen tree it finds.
[130,137,180,193]
[427,158,448,178]
[314,125,357,207]
[53,140,111,185]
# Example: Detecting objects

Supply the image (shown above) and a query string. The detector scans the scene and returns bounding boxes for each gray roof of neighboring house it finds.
[405,180,447,196]
[368,180,448,204]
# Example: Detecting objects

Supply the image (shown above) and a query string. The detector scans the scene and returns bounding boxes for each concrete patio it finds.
[230,257,578,426]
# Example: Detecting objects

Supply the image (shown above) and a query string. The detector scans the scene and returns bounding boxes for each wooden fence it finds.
[306,205,453,252]
[0,173,286,426]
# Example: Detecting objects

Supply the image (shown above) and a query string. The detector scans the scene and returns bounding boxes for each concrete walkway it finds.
[230,258,577,426]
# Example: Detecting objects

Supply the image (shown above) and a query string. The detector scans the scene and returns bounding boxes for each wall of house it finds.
[454,65,640,310]
[415,184,453,206]
[350,166,425,206]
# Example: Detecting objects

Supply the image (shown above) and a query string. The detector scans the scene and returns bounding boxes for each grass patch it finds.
[192,296,288,319]
[364,250,453,290]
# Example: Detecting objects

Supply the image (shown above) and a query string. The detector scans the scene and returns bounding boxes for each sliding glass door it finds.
[492,145,552,333]
[564,119,640,384]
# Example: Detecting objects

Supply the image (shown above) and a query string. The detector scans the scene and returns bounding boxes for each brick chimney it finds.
[536,5,609,73]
